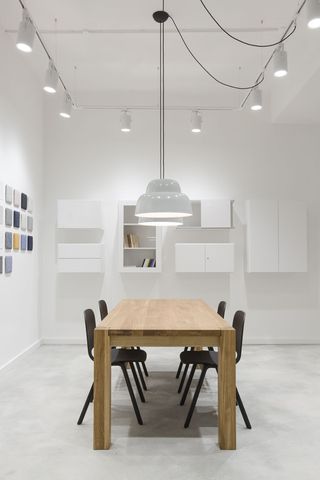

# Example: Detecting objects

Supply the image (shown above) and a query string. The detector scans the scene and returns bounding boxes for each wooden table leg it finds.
[218,329,236,450]
[94,329,111,450]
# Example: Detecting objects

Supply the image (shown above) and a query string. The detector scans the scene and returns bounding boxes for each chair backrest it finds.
[84,309,96,361]
[232,310,245,363]
[217,301,226,319]
[98,299,108,321]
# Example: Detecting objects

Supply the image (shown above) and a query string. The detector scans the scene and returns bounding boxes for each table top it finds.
[96,299,233,336]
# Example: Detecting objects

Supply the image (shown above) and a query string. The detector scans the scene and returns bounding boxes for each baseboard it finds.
[0,339,42,372]
[41,337,320,345]
[42,337,86,345]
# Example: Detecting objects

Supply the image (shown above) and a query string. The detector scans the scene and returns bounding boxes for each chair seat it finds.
[180,349,218,367]
[112,348,147,365]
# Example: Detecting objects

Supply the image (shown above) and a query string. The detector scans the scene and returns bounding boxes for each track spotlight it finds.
[120,110,131,132]
[273,44,288,78]
[307,0,320,29]
[250,88,263,111]
[191,110,202,133]
[59,92,72,118]
[16,9,35,53]
[44,60,58,94]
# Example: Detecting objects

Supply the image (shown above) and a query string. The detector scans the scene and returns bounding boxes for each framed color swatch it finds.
[27,236,33,251]
[21,234,27,251]
[5,256,12,274]
[27,197,33,213]
[27,216,33,232]
[5,185,13,204]
[5,208,12,227]
[21,193,27,210]
[5,232,12,250]
[13,190,20,207]
[0,205,3,225]
[13,233,19,251]
[14,211,20,228]
[0,256,3,274]
[20,213,27,230]
[0,230,3,250]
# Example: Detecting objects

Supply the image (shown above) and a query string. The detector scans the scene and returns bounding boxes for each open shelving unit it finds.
[119,201,161,273]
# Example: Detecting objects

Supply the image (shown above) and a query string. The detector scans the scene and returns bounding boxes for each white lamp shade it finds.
[59,93,72,118]
[191,111,202,133]
[44,61,58,93]
[138,217,183,226]
[135,178,192,218]
[120,110,131,132]
[273,45,288,77]
[307,0,320,28]
[250,88,263,111]
[16,10,35,53]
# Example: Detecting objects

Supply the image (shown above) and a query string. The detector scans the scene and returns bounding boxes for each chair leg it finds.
[236,388,252,429]
[134,347,149,377]
[77,383,94,425]
[136,362,147,391]
[176,347,188,378]
[180,364,197,406]
[178,363,189,393]
[121,365,143,425]
[184,366,208,428]
[129,362,145,403]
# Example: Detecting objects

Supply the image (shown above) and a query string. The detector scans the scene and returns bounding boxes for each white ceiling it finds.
[1,0,320,122]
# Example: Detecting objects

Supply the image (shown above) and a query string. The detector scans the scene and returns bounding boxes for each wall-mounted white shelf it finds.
[56,200,104,273]
[246,199,307,273]
[57,243,103,259]
[178,199,233,229]
[175,243,234,273]
[57,200,102,229]
[57,258,104,273]
[119,202,161,272]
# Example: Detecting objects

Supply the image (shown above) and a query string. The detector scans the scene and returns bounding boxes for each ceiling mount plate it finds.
[153,11,169,23]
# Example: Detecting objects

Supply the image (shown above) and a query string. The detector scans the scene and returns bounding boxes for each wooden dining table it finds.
[93,299,236,450]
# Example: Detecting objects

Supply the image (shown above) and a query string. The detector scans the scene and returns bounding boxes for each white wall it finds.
[0,27,43,368]
[41,103,320,344]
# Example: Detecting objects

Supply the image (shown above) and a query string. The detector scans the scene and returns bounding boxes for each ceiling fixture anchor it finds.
[152,11,169,24]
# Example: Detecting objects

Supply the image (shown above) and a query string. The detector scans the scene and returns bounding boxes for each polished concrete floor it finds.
[0,345,319,480]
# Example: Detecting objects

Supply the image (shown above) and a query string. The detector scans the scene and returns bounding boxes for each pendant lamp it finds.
[135,10,192,223]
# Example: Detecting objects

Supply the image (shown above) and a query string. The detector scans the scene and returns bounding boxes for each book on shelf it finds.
[125,233,140,248]
[140,258,156,268]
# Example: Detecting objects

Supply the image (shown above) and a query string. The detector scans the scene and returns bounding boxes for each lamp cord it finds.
[169,15,264,90]
[199,0,297,48]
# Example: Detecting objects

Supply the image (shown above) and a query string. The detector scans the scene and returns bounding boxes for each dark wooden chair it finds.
[179,310,251,429]
[77,308,147,426]
[176,301,227,393]
[98,299,149,390]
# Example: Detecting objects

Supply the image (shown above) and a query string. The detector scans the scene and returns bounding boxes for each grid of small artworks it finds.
[0,181,34,275]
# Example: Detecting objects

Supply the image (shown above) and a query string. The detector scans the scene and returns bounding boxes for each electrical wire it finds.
[169,15,264,90]
[199,0,297,48]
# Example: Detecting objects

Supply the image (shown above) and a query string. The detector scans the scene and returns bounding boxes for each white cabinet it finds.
[246,200,278,272]
[57,243,103,259]
[246,200,307,273]
[175,244,205,272]
[201,200,233,228]
[205,244,235,272]
[178,199,233,229]
[278,201,307,272]
[175,243,234,273]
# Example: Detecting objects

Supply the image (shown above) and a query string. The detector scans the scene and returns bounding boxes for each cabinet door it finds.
[201,200,232,228]
[205,244,234,272]
[279,201,307,272]
[246,200,278,272]
[175,244,205,272]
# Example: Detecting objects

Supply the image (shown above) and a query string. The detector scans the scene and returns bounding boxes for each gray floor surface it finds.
[0,345,319,480]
